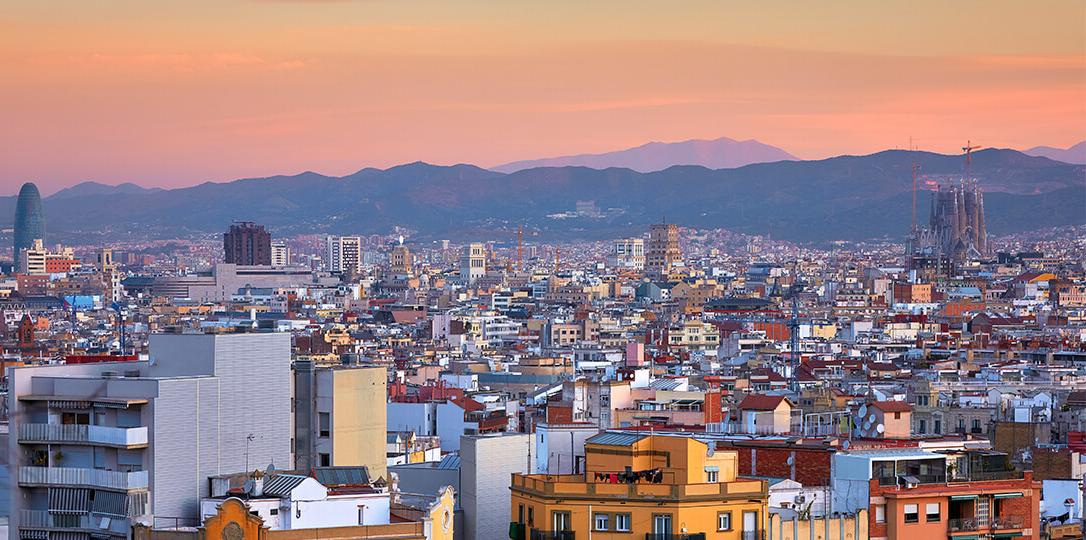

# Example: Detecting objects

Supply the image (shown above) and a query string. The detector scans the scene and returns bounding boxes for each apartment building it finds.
[293,361,388,481]
[325,235,362,274]
[5,332,293,540]
[510,433,767,539]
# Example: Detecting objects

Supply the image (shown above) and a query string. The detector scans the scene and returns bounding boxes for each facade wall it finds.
[461,434,531,540]
[329,367,388,481]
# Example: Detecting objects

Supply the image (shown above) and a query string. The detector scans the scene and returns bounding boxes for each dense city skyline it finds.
[3,1,1085,192]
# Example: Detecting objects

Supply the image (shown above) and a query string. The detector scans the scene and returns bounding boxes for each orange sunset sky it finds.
[2,0,1084,194]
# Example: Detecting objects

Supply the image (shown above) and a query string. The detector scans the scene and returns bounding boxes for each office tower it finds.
[6,332,293,539]
[389,245,413,275]
[460,243,486,284]
[325,235,362,274]
[270,242,290,267]
[223,222,272,266]
[13,182,45,272]
[645,223,680,279]
[293,361,388,481]
[608,237,645,269]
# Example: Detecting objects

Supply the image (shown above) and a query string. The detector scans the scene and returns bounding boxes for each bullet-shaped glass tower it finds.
[13,182,45,271]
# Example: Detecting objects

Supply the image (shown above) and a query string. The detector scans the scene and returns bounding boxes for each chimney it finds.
[251,469,266,497]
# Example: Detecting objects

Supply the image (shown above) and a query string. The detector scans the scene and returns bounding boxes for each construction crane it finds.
[911,162,921,233]
[962,140,982,178]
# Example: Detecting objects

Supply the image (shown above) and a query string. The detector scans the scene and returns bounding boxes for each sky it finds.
[2,0,1084,194]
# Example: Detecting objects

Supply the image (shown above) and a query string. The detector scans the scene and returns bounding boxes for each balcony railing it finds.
[529,531,574,540]
[991,514,1025,529]
[18,467,148,491]
[877,474,947,486]
[644,534,707,540]
[512,473,766,501]
[18,424,148,447]
[19,510,130,535]
[948,518,978,532]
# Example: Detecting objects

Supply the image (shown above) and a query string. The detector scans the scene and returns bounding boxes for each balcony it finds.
[948,517,978,532]
[644,535,708,540]
[19,510,130,536]
[18,424,148,447]
[18,467,148,491]
[991,514,1025,529]
[529,531,574,540]
[511,473,766,502]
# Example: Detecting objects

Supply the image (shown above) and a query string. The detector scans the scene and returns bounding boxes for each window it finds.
[552,511,572,532]
[594,513,609,531]
[357,506,365,525]
[875,505,886,523]
[518,504,524,524]
[269,509,278,516]
[614,513,630,532]
[894,412,901,420]
[527,507,534,526]
[972,419,982,431]
[904,504,919,523]
[706,469,719,483]
[918,419,927,433]
[319,453,330,466]
[926,502,940,522]
[934,419,942,434]
[718,512,732,531]
[652,514,673,534]
[318,412,331,437]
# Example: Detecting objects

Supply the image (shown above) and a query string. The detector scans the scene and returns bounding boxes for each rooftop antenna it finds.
[911,162,921,234]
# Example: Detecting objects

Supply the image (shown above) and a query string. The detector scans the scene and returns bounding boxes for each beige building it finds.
[294,361,388,481]
[646,223,681,279]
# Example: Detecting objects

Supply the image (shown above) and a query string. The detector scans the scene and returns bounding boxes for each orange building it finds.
[869,471,1040,540]
[510,433,767,539]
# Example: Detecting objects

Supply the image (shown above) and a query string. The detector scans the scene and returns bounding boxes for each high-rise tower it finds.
[645,223,681,279]
[13,182,45,271]
[223,221,272,265]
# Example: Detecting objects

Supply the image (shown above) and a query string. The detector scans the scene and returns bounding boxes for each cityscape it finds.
[2,3,1085,540]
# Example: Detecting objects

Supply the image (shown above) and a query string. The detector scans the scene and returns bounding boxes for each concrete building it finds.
[5,332,293,540]
[511,433,767,539]
[152,264,337,302]
[608,238,645,269]
[325,235,362,274]
[390,246,413,275]
[459,243,486,284]
[293,361,388,481]
[224,222,272,266]
[269,242,290,267]
[645,223,681,279]
[461,433,532,540]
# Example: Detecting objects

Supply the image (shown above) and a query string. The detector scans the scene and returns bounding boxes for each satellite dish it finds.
[868,414,876,423]
[858,405,868,417]
[876,424,885,434]
[842,440,851,451]
[266,464,276,475]
[243,479,255,494]
[786,456,795,465]
[707,446,715,457]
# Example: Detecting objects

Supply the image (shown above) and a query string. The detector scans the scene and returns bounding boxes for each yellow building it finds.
[510,434,767,539]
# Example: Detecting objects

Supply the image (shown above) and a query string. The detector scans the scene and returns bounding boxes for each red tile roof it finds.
[738,394,791,411]
[872,400,912,413]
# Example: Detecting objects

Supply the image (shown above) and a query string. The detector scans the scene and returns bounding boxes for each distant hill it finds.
[1024,141,1086,165]
[1,148,1081,244]
[492,136,797,173]
[49,181,164,199]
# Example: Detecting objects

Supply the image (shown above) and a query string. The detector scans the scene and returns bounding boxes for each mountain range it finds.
[1024,141,1086,165]
[3,148,1083,244]
[492,136,797,173]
